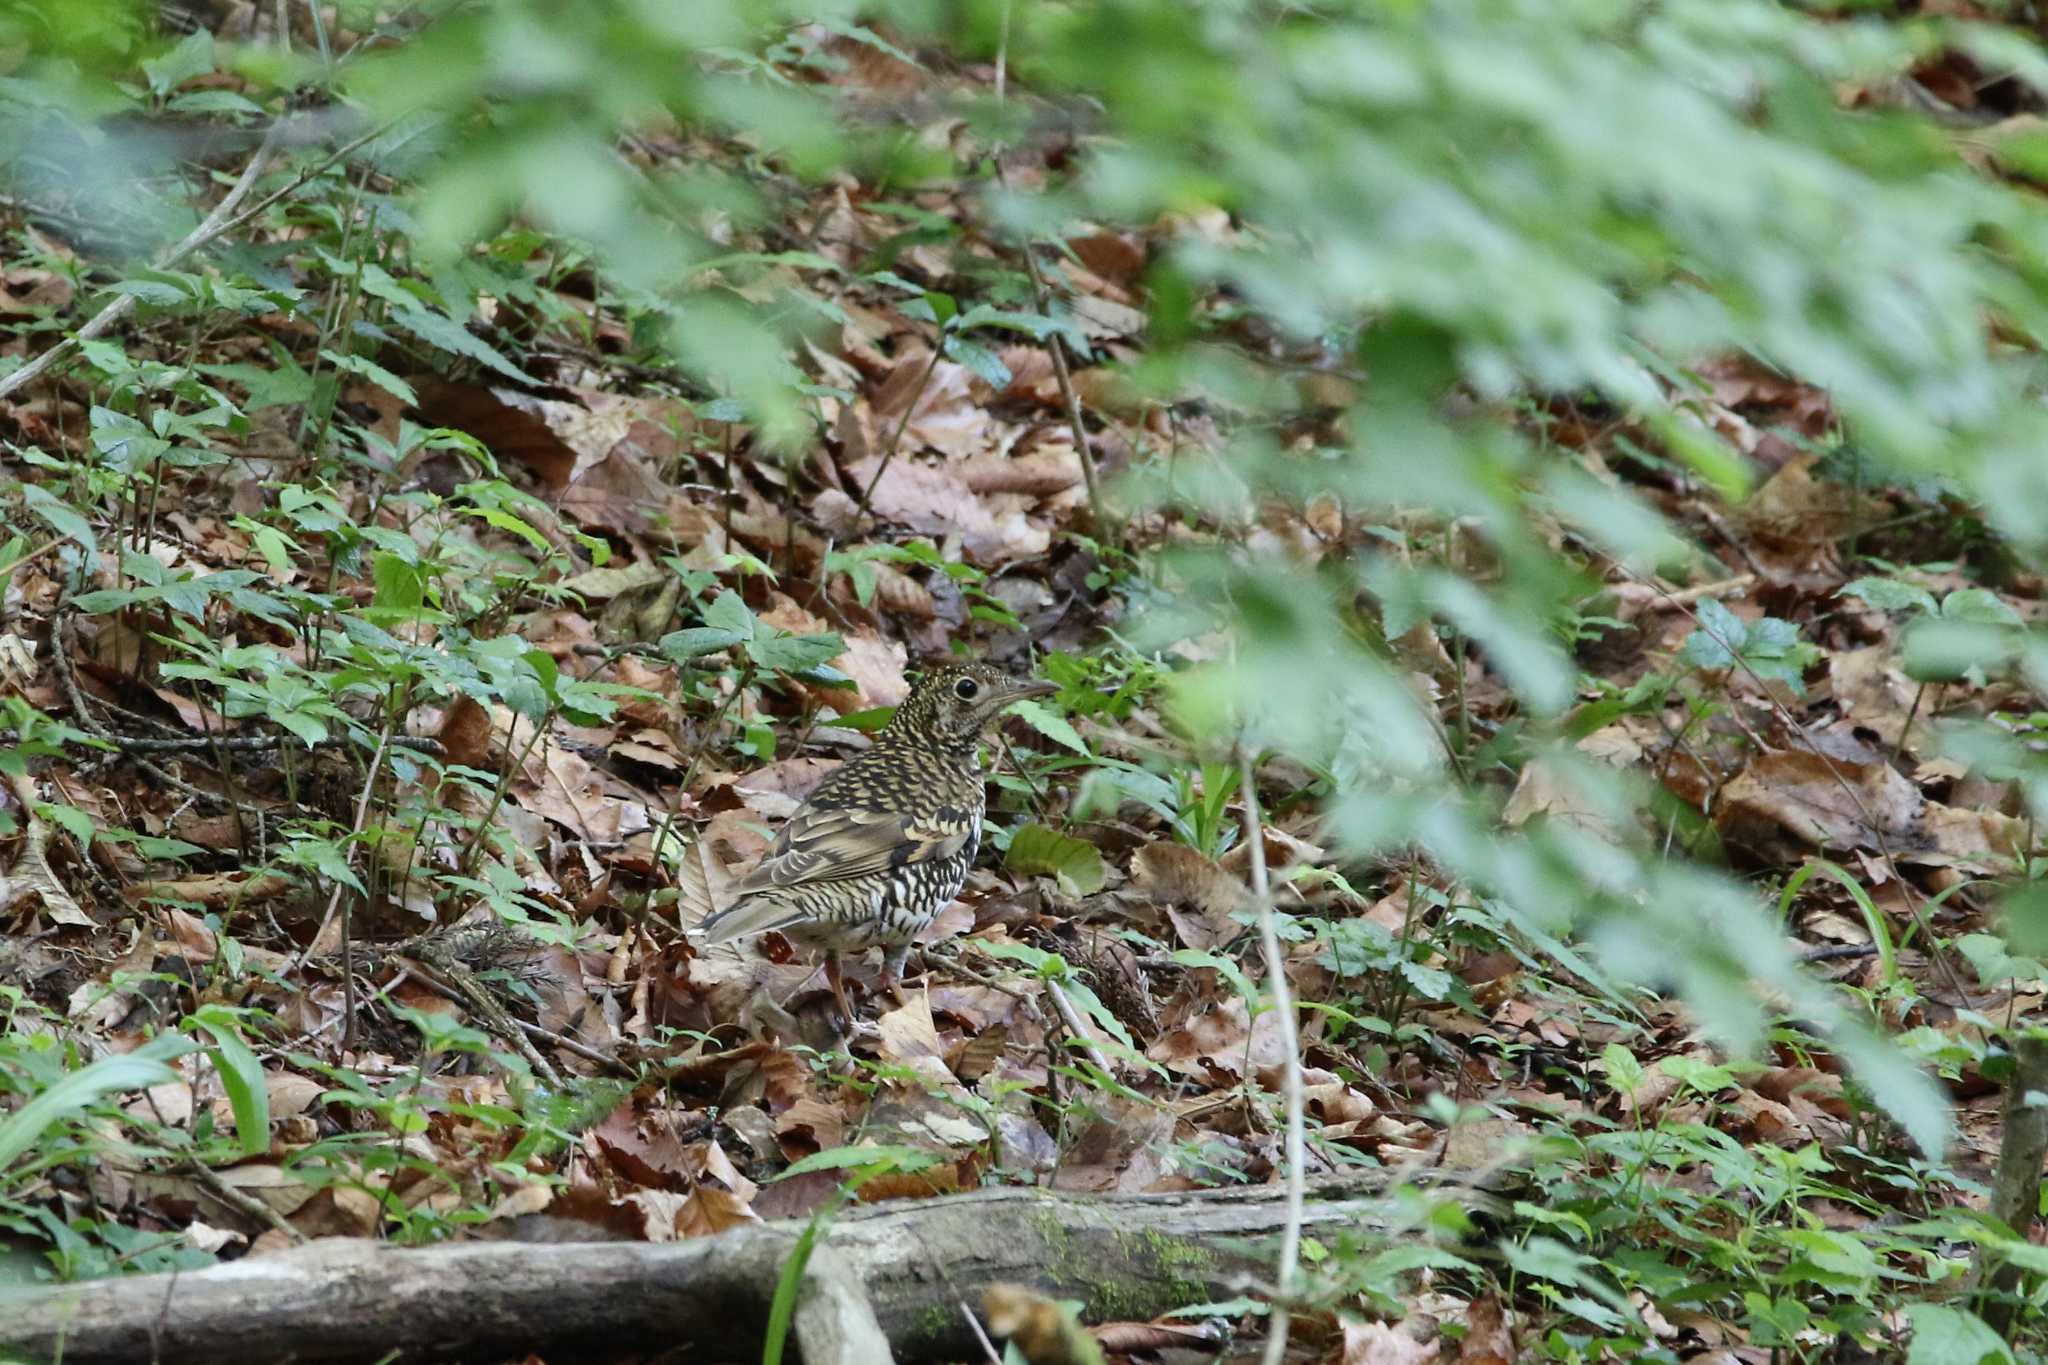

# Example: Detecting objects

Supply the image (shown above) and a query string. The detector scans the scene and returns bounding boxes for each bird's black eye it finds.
[953,677,980,700]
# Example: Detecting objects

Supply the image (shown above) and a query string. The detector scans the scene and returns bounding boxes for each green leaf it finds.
[70,589,142,614]
[1597,1042,1647,1099]
[1940,587,2023,628]
[778,1144,941,1178]
[188,1007,271,1159]
[324,350,419,405]
[468,505,550,554]
[761,1207,822,1365]
[36,803,95,843]
[1678,597,1746,669]
[703,590,757,640]
[1903,1305,2012,1365]
[0,1033,195,1173]
[1903,619,2013,684]
[372,552,426,614]
[379,293,537,385]
[1005,824,1107,895]
[1011,699,1088,756]
[820,705,895,733]
[1827,1023,1951,1159]
[942,334,1012,389]
[143,29,215,95]
[1170,948,1257,1002]
[23,485,96,557]
[748,631,846,674]
[659,627,747,660]
[1839,576,1937,616]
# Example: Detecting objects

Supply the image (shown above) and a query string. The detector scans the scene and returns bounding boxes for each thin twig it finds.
[958,1301,1004,1365]
[401,971,624,1072]
[0,120,289,403]
[1013,236,1106,531]
[854,343,945,520]
[1239,747,1304,1365]
[184,1160,305,1245]
[291,713,400,978]
[984,0,1104,535]
[1044,978,1114,1078]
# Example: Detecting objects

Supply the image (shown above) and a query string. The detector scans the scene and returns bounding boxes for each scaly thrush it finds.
[694,662,1057,1020]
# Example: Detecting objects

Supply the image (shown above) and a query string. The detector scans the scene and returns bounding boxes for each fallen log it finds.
[0,1173,1505,1364]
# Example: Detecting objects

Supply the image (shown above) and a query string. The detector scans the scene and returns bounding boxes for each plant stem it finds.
[1239,747,1304,1365]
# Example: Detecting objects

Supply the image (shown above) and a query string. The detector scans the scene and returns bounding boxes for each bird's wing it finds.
[693,807,971,945]
[732,805,972,893]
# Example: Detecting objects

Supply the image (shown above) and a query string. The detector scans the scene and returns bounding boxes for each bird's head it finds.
[887,662,1057,747]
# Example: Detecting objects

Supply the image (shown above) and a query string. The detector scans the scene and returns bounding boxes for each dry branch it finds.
[1982,1033,2048,1337]
[0,1175,1504,1364]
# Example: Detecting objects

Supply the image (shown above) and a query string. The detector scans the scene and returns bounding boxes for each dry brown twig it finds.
[1239,747,1305,1365]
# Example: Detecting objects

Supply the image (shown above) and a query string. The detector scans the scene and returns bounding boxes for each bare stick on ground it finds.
[0,1176,1506,1365]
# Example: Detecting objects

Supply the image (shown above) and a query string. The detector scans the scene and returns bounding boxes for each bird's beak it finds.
[995,678,1059,708]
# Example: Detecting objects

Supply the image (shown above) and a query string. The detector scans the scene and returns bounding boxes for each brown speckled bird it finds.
[694,662,1057,1020]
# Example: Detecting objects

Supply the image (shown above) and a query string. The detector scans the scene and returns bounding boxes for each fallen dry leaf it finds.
[1336,1318,1441,1365]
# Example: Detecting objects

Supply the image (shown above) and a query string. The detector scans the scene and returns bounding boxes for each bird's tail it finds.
[694,893,806,946]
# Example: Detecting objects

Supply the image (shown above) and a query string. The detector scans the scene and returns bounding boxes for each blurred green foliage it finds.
[18,0,2048,1179]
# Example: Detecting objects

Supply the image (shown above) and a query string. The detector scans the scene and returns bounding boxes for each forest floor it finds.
[1,14,2045,1365]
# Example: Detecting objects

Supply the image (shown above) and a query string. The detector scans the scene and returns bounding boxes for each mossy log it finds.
[0,1174,1503,1364]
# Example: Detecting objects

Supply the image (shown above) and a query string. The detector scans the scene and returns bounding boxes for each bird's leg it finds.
[879,942,917,1005]
[823,950,855,1033]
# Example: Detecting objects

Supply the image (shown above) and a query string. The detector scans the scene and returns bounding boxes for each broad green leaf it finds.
[1940,587,2023,628]
[1840,576,1938,616]
[748,631,845,674]
[1678,597,1746,669]
[1006,824,1107,895]
[1011,699,1088,756]
[1903,1306,2012,1365]
[188,1007,271,1159]
[23,485,96,556]
[703,590,757,640]
[659,627,747,660]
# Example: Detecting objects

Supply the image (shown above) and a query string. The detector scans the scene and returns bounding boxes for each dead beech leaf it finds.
[846,455,1051,564]
[877,994,948,1070]
[1754,1066,1848,1119]
[870,350,987,460]
[1826,646,1919,750]
[947,1024,1010,1085]
[1727,1088,1809,1147]
[1738,454,1864,560]
[958,449,1084,497]
[1716,751,1921,855]
[1917,801,2028,871]
[123,871,292,908]
[1148,996,1286,1082]
[674,1185,759,1238]
[1130,844,1241,951]
[1219,821,1325,877]
[1066,229,1148,282]
[1067,292,1148,341]
[415,383,608,489]
[1720,749,2025,869]
[1091,1322,1220,1354]
[1459,1295,1514,1365]
[1338,1318,1441,1365]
